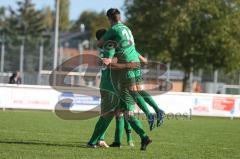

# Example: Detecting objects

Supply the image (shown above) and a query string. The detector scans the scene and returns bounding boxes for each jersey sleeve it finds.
[106,48,115,58]
[135,50,141,57]
[101,46,115,59]
[102,28,116,41]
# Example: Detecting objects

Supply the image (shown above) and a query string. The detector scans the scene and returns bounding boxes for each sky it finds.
[0,0,125,20]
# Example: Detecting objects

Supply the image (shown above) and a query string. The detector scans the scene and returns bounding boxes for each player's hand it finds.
[141,60,148,65]
[102,58,112,65]
[139,55,148,65]
[126,62,140,69]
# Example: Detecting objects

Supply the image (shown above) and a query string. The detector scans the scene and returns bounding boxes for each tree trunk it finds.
[182,70,190,92]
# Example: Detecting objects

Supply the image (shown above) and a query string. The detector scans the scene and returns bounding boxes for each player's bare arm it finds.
[109,62,140,70]
[102,58,140,70]
[139,55,148,65]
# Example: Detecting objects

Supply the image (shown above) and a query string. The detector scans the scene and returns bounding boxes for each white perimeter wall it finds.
[0,84,239,117]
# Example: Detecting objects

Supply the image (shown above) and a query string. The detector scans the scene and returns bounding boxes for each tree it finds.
[0,7,6,35]
[5,0,48,72]
[71,11,109,38]
[0,7,11,41]
[41,6,54,32]
[7,0,45,41]
[59,0,70,31]
[124,0,240,91]
[204,0,240,71]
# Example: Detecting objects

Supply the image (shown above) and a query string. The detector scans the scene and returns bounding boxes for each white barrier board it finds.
[0,84,239,117]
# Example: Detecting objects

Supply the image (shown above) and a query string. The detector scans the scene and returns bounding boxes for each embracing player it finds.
[101,8,165,129]
[98,8,159,150]
[87,29,138,148]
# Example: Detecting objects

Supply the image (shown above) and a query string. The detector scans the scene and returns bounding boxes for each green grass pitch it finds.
[0,110,239,159]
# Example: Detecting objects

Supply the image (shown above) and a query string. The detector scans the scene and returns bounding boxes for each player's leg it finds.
[107,70,126,147]
[97,121,111,148]
[137,83,162,113]
[120,87,152,150]
[128,83,155,130]
[124,116,134,146]
[124,108,152,150]
[110,99,133,147]
[136,83,165,127]
[110,111,124,147]
[132,68,156,127]
[122,69,154,130]
[87,90,117,147]
[135,67,165,127]
[110,103,134,147]
[88,115,113,147]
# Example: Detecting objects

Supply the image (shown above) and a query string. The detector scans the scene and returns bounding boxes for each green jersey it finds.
[102,22,140,63]
[99,47,115,92]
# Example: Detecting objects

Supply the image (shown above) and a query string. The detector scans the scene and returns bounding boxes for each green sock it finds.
[88,115,113,145]
[99,132,105,141]
[127,115,147,140]
[124,117,133,142]
[139,90,160,113]
[130,91,151,117]
[114,115,124,144]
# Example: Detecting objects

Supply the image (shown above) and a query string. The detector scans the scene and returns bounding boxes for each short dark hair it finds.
[96,28,107,40]
[106,8,120,22]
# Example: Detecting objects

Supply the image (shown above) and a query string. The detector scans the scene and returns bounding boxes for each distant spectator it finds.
[9,71,22,84]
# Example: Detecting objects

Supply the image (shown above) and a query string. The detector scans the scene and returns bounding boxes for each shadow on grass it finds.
[0,139,89,148]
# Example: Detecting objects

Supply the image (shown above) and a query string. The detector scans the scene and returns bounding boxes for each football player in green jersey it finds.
[98,8,152,150]
[100,8,164,129]
[98,9,156,131]
[87,29,137,148]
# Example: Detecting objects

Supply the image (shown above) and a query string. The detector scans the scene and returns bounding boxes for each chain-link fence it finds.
[1,34,240,95]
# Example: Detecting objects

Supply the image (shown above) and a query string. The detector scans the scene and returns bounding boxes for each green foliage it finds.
[0,7,11,42]
[124,0,240,90]
[71,11,110,39]
[6,0,46,43]
[59,0,70,31]
[125,0,240,70]
[41,6,54,32]
[2,0,51,72]
[0,7,6,35]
